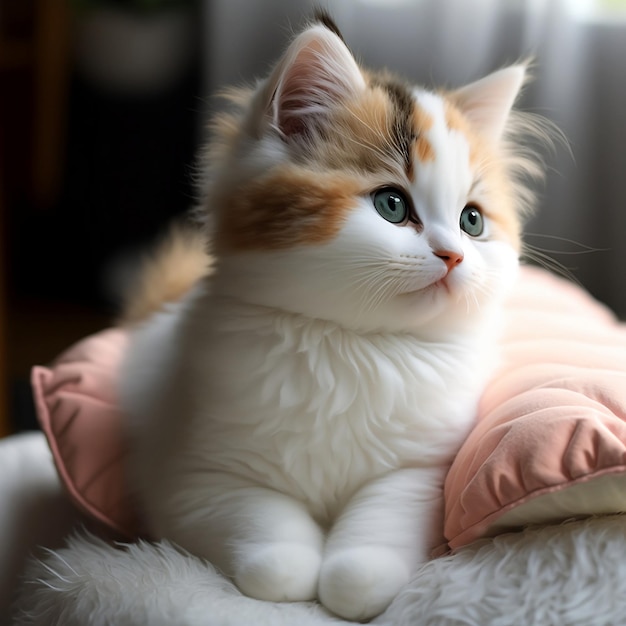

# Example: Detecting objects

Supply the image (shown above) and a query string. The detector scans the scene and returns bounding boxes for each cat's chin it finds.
[382,278,499,334]
[403,278,450,297]
[395,277,457,309]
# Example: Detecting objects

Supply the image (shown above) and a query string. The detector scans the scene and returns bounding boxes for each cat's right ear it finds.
[251,24,366,139]
[450,65,527,143]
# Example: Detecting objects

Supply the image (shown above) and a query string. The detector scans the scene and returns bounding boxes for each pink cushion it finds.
[444,266,626,549]
[31,267,626,547]
[32,329,143,538]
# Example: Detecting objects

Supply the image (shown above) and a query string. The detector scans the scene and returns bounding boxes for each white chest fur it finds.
[126,293,493,524]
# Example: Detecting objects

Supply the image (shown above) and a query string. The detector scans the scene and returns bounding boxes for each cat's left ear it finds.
[451,65,527,142]
[254,23,366,138]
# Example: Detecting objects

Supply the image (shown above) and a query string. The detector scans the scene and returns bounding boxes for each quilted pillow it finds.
[31,267,626,547]
[444,266,626,549]
[32,329,144,538]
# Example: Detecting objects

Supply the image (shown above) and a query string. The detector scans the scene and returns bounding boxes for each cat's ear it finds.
[256,24,366,138]
[451,65,527,142]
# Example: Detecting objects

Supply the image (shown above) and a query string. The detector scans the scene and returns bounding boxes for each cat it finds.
[120,13,544,621]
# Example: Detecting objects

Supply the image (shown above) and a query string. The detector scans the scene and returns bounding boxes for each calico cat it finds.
[121,14,544,621]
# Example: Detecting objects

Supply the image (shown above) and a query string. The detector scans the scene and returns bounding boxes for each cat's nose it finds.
[434,250,464,273]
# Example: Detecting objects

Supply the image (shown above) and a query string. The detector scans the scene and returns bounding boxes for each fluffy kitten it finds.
[121,15,542,621]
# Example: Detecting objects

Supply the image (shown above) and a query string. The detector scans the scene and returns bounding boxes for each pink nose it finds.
[434,250,464,272]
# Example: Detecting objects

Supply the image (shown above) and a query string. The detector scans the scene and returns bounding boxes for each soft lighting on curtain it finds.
[355,0,416,5]
[565,0,626,20]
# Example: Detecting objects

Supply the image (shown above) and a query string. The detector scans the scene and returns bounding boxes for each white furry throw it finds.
[12,514,626,626]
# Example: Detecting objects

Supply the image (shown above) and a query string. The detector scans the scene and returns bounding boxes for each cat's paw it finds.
[318,546,411,620]
[235,543,322,602]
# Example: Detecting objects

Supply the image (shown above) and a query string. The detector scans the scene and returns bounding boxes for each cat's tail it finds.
[119,222,213,325]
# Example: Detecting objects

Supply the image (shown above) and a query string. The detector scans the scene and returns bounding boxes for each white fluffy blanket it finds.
[4,432,626,625]
[12,514,626,626]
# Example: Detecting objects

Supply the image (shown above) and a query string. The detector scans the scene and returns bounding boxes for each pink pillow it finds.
[31,267,626,547]
[444,266,626,549]
[32,329,144,538]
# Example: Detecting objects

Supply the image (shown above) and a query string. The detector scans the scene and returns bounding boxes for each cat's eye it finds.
[460,205,484,237]
[372,188,409,224]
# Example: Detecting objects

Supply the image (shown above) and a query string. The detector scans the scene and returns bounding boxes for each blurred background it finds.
[1,0,625,435]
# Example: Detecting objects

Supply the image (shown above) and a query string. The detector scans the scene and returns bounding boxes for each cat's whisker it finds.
[462,288,473,315]
[461,271,504,313]
[354,269,418,315]
[338,267,393,315]
[471,285,490,309]
[462,285,480,315]
[361,275,399,313]
[521,246,582,286]
[524,232,607,253]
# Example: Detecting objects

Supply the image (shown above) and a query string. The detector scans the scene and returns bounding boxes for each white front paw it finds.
[235,543,322,602]
[318,546,411,620]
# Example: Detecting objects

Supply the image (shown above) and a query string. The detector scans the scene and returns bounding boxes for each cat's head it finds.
[203,15,544,335]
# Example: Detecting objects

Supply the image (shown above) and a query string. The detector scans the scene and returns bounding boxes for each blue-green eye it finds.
[372,188,409,224]
[460,205,484,237]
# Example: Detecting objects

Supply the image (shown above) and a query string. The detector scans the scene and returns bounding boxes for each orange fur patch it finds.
[319,88,409,180]
[443,99,482,166]
[413,104,434,133]
[412,104,435,164]
[443,100,468,134]
[479,168,522,250]
[208,74,524,255]
[121,224,212,325]
[215,166,363,252]
[415,135,435,163]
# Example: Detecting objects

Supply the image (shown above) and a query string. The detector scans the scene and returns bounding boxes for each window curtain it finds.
[202,0,626,315]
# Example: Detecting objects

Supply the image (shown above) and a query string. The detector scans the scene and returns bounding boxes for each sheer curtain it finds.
[202,0,626,315]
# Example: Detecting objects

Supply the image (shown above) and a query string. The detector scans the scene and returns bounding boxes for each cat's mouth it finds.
[423,276,451,294]
[401,277,451,298]
[435,278,451,293]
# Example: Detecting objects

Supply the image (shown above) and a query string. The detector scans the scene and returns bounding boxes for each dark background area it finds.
[1,0,203,434]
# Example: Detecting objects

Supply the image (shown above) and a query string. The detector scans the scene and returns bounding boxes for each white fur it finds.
[120,26,524,621]
[13,515,626,626]
[121,208,517,620]
[121,287,499,618]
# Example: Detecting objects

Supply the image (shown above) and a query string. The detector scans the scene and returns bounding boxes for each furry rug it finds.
[12,515,626,626]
